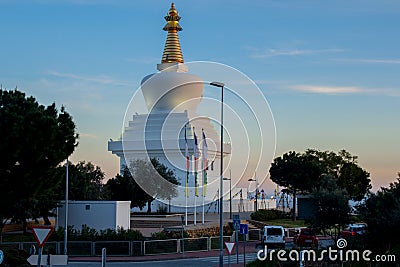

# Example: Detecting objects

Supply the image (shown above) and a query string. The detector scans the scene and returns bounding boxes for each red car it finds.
[340,223,367,239]
[294,228,318,247]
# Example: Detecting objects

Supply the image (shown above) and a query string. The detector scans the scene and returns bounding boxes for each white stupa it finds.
[108,3,230,211]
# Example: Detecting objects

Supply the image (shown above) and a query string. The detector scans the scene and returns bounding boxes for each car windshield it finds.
[346,224,366,231]
[267,228,282,235]
[301,229,313,235]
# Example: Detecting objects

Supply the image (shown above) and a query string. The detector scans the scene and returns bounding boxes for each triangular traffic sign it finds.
[224,242,235,255]
[32,226,54,248]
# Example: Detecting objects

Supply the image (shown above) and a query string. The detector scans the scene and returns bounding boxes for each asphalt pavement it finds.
[67,241,259,267]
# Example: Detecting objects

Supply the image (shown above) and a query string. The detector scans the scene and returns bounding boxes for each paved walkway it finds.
[131,211,254,237]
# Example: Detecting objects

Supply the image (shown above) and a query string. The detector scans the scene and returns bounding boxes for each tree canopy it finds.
[0,89,78,230]
[270,149,371,221]
[269,151,321,220]
[308,175,351,239]
[108,158,180,213]
[305,149,371,201]
[61,161,108,201]
[106,166,148,209]
[357,173,400,252]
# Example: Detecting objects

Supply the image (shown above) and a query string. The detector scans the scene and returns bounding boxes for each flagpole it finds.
[201,129,207,225]
[202,192,205,224]
[193,148,197,225]
[184,124,189,226]
[194,153,197,226]
[193,128,199,226]
[194,189,197,226]
[193,136,196,226]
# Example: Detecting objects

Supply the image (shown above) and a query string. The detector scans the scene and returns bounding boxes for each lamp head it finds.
[210,81,225,88]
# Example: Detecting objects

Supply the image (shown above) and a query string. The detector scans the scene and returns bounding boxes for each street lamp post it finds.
[210,81,224,267]
[223,170,232,220]
[248,176,258,212]
[64,159,68,255]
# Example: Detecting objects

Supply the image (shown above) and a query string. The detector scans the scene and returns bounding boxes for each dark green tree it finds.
[305,149,371,201]
[358,173,400,252]
[0,89,78,232]
[270,149,370,221]
[269,151,321,221]
[129,158,179,213]
[67,161,107,200]
[106,166,148,209]
[309,175,351,240]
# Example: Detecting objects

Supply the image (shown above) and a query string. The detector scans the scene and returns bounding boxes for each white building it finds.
[57,201,131,231]
[108,3,230,209]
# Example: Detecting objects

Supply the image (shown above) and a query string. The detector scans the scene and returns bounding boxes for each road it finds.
[66,254,258,267]
[48,239,335,266]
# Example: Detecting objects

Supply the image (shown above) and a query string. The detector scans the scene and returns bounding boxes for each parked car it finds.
[294,228,318,247]
[340,223,367,239]
[262,225,285,248]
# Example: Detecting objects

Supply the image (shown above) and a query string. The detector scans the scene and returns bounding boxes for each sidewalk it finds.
[69,241,259,263]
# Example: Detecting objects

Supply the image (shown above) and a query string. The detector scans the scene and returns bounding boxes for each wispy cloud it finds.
[290,85,362,94]
[334,58,400,64]
[250,48,344,59]
[47,71,131,86]
[289,84,400,97]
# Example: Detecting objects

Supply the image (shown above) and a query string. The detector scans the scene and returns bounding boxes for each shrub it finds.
[99,227,144,241]
[0,247,30,267]
[250,209,287,221]
[151,225,233,240]
[50,226,144,241]
[151,231,171,240]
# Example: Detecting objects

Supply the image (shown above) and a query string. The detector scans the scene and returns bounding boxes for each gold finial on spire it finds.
[161,3,184,63]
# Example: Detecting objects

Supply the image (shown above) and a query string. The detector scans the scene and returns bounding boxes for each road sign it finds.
[27,255,68,265]
[224,242,235,255]
[0,250,4,264]
[29,245,36,255]
[240,223,248,235]
[233,214,240,230]
[32,226,54,248]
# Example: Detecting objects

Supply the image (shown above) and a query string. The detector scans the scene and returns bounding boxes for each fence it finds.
[0,236,236,257]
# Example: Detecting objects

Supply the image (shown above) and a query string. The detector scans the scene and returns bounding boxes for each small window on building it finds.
[85,204,90,210]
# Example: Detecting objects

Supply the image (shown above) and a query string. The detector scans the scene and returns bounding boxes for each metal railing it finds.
[0,236,238,257]
[143,239,178,255]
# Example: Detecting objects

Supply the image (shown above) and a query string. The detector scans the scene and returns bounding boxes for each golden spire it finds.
[161,3,184,63]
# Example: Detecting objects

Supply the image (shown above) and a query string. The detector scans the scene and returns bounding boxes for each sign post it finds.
[240,223,248,267]
[31,226,54,267]
[37,247,42,267]
[233,215,240,264]
[101,248,106,267]
[224,242,235,267]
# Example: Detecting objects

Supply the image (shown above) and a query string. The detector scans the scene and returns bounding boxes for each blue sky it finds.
[1,0,399,191]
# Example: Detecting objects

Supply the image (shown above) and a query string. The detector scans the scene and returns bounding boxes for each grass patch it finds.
[250,210,306,228]
[1,234,35,242]
[261,219,306,228]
